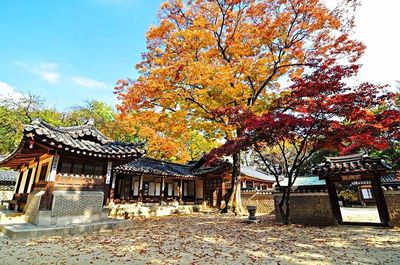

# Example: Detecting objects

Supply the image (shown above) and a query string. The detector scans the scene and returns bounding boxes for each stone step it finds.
[3,218,133,240]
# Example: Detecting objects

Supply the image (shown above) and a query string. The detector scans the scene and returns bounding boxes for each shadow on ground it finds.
[0,214,399,264]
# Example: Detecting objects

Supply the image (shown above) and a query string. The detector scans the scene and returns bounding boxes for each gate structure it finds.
[314,154,392,226]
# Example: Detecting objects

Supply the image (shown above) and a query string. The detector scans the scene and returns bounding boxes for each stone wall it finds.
[0,185,14,210]
[241,192,275,214]
[0,185,14,201]
[274,192,337,226]
[384,190,400,227]
[52,191,104,217]
[24,191,108,226]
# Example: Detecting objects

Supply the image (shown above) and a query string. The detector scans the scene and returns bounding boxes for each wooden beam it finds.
[326,179,343,223]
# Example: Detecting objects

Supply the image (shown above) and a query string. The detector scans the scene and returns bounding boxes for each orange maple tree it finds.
[116,0,364,213]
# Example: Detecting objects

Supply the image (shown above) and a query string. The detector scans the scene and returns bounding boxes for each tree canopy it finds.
[208,64,398,223]
[116,0,364,163]
[0,95,120,155]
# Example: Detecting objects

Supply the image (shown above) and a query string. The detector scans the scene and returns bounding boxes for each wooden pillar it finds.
[14,171,24,194]
[326,179,343,223]
[28,164,38,192]
[221,181,226,204]
[371,175,390,226]
[160,177,165,204]
[194,180,197,204]
[130,176,135,200]
[104,162,112,204]
[48,154,60,182]
[203,177,207,206]
[138,174,143,201]
[110,172,116,200]
[23,167,33,193]
[179,179,183,204]
[17,170,28,194]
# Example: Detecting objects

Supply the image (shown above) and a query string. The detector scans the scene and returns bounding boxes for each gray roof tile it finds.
[0,170,18,184]
[114,157,230,179]
[24,118,145,157]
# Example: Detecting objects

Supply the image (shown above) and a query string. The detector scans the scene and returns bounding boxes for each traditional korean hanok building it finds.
[199,163,277,208]
[112,157,230,205]
[111,157,277,208]
[240,166,276,191]
[0,118,145,226]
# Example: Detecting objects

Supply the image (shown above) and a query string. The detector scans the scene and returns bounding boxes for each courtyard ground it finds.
[340,207,381,223]
[0,214,399,265]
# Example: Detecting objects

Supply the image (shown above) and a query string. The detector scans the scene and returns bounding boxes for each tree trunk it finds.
[227,151,245,215]
[278,188,288,224]
[284,188,291,224]
[278,186,292,225]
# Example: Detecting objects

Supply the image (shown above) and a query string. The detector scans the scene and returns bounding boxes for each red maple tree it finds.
[209,64,399,224]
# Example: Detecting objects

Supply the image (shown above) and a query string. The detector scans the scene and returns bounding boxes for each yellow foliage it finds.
[116,0,363,162]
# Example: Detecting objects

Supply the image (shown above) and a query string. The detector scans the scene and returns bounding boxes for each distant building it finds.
[0,169,18,205]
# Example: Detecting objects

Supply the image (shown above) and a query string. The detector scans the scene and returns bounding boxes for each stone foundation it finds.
[109,203,201,219]
[274,192,337,226]
[384,190,400,227]
[241,192,275,214]
[3,219,133,240]
[24,190,44,224]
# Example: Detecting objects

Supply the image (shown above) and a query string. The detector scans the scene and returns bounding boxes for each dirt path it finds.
[0,214,399,264]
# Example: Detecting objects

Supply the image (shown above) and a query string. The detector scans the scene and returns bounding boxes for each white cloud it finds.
[70,76,108,89]
[17,62,60,84]
[32,62,60,84]
[0,81,23,100]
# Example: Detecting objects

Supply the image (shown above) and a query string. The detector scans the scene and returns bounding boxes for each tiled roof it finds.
[313,153,391,178]
[240,166,277,182]
[114,157,197,179]
[279,174,400,188]
[24,118,145,158]
[352,173,400,186]
[187,156,231,175]
[279,176,327,187]
[0,170,18,185]
[191,162,231,176]
[114,157,231,179]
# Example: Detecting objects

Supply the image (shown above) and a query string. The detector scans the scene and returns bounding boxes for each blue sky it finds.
[0,0,163,109]
[0,0,399,110]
